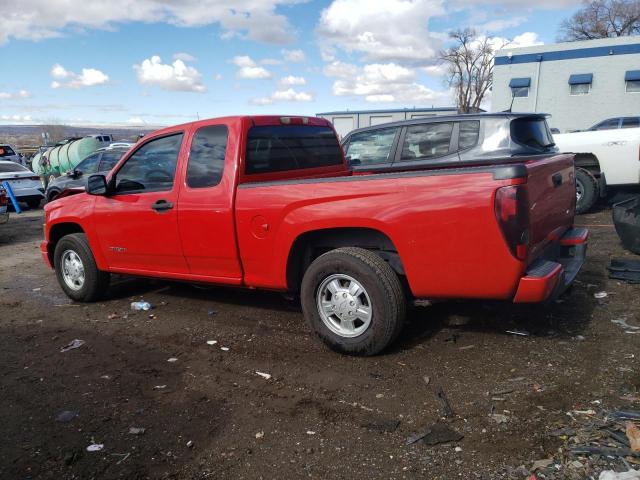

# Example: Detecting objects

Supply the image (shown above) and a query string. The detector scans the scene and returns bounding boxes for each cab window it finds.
[186,126,228,188]
[77,153,101,174]
[114,133,183,193]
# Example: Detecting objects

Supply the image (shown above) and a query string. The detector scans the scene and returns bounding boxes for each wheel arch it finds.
[285,227,405,292]
[48,222,85,266]
[574,153,601,176]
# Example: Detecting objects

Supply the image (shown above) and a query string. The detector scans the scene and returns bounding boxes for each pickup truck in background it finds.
[553,127,640,213]
[42,115,587,355]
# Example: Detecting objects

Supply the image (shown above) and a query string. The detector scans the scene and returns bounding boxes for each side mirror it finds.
[86,174,108,196]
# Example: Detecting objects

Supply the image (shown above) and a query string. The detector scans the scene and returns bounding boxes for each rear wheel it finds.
[47,190,60,202]
[301,247,406,356]
[54,233,110,302]
[575,168,599,214]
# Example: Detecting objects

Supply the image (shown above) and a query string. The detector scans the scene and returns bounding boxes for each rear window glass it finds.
[458,121,480,150]
[100,152,125,171]
[0,146,16,157]
[245,126,342,175]
[0,162,28,173]
[510,118,555,150]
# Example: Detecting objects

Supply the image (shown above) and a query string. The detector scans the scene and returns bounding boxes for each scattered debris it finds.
[128,427,145,435]
[131,301,152,311]
[375,393,384,398]
[186,440,194,448]
[435,387,454,418]
[32,287,41,292]
[208,309,217,316]
[55,410,78,423]
[506,330,530,336]
[422,376,431,386]
[489,413,509,424]
[220,347,230,351]
[255,371,272,380]
[454,446,463,452]
[406,429,431,446]
[531,458,554,471]
[112,452,130,465]
[60,339,85,352]
[86,443,104,452]
[107,313,120,320]
[609,411,640,421]
[153,385,166,390]
[206,340,218,345]
[167,357,178,363]
[627,422,640,452]
[306,431,316,435]
[612,318,640,333]
[361,419,400,433]
[459,345,475,350]
[255,431,264,439]
[422,423,463,446]
[599,469,640,480]
[608,258,640,284]
[594,291,608,299]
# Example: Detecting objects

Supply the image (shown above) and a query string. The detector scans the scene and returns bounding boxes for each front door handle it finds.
[151,199,173,212]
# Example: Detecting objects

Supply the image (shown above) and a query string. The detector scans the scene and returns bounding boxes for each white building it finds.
[492,36,640,132]
[317,107,459,139]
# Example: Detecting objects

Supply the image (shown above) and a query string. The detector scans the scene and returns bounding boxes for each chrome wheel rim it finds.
[61,250,85,291]
[316,274,372,338]
[576,179,584,202]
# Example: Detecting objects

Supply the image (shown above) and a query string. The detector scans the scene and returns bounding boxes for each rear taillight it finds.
[495,185,530,261]
[0,193,7,206]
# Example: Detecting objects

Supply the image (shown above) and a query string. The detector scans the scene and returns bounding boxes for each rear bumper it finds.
[513,227,588,303]
[40,240,53,268]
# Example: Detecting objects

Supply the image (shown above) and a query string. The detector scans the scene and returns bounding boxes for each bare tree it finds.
[439,29,496,113]
[559,0,640,41]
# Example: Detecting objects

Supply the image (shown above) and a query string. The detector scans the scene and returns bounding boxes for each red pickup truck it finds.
[42,114,587,355]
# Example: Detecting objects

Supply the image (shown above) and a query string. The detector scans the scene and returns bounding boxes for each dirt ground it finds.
[1,207,639,480]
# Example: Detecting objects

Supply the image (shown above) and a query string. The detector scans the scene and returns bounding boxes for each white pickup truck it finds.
[554,128,640,213]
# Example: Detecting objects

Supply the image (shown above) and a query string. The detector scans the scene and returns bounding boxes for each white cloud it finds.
[324,60,450,104]
[261,58,283,65]
[173,52,196,62]
[0,114,33,123]
[282,49,305,62]
[317,0,445,66]
[280,75,306,86]
[127,116,146,125]
[214,73,223,80]
[252,88,314,105]
[0,89,31,99]
[134,55,206,92]
[50,63,109,89]
[505,32,544,48]
[0,0,300,45]
[232,56,272,79]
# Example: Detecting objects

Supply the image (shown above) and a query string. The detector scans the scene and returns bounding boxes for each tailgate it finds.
[525,153,575,261]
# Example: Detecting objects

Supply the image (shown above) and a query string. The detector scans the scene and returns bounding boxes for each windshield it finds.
[0,146,16,157]
[510,117,555,150]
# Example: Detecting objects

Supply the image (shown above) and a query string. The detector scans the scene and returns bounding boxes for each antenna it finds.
[505,90,516,113]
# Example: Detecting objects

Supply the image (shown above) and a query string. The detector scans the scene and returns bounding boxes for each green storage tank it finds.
[36,135,112,179]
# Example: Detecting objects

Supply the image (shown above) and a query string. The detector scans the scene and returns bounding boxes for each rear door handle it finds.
[151,199,173,212]
[552,173,563,187]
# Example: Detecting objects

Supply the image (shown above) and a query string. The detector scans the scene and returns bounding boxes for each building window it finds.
[568,74,592,96]
[509,78,530,98]
[625,70,640,93]
[570,83,591,95]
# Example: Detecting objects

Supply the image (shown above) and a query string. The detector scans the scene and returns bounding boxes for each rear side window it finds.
[592,118,619,130]
[187,126,228,188]
[511,118,555,150]
[400,122,453,161]
[245,126,342,175]
[622,117,640,129]
[458,121,480,150]
[345,127,397,166]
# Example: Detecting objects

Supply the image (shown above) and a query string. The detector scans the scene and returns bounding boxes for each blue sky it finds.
[0,0,582,126]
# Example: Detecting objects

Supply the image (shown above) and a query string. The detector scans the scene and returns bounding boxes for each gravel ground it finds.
[0,207,639,480]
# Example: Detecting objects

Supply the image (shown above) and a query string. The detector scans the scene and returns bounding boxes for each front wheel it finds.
[54,233,110,302]
[301,247,406,356]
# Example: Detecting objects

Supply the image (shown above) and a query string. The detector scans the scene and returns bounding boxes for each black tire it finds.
[26,198,41,209]
[575,168,599,214]
[47,190,60,202]
[301,247,406,356]
[53,233,110,302]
